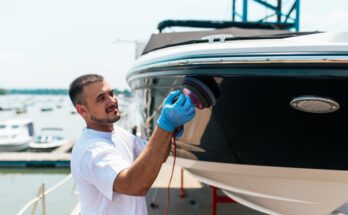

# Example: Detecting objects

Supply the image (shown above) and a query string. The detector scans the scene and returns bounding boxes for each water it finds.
[0,168,77,215]
[0,94,136,214]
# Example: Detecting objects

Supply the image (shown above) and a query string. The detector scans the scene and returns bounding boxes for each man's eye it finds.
[97,97,105,102]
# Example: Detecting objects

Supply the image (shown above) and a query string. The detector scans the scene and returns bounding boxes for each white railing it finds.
[17,174,73,215]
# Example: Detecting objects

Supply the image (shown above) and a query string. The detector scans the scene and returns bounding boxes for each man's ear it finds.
[76,104,88,117]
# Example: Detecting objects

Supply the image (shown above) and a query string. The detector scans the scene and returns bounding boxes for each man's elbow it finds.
[137,187,149,196]
[130,184,151,196]
[116,187,149,196]
[113,183,150,196]
[113,168,153,196]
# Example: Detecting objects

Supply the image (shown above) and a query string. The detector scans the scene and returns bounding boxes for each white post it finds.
[41,183,46,215]
[31,186,42,215]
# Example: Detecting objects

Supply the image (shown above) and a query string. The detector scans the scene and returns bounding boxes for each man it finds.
[69,74,195,215]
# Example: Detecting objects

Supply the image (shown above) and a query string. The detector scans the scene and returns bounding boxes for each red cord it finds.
[164,136,176,215]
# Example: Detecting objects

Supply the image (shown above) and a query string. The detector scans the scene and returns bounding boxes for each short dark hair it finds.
[69,74,104,106]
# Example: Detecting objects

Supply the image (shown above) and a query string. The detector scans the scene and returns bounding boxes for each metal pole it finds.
[232,0,236,21]
[243,0,248,22]
[285,2,296,23]
[277,0,282,22]
[295,0,300,31]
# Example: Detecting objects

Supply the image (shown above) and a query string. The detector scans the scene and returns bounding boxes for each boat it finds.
[15,107,27,114]
[70,108,77,115]
[29,127,70,152]
[41,107,53,112]
[0,119,34,152]
[127,20,348,215]
[0,106,13,112]
[28,135,69,152]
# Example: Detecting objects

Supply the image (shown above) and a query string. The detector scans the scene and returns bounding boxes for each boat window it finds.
[11,125,19,129]
[0,125,6,129]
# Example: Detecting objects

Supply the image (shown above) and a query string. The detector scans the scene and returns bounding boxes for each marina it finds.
[0,104,259,215]
[0,94,259,214]
[1,0,348,214]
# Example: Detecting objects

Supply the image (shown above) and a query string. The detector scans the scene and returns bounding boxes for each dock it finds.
[0,140,74,168]
[0,152,70,167]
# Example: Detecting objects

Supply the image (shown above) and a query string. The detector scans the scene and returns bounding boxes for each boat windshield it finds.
[35,135,63,143]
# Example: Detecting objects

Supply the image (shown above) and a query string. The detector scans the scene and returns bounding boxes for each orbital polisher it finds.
[174,76,220,137]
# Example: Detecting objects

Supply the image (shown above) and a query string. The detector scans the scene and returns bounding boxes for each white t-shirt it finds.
[71,126,147,215]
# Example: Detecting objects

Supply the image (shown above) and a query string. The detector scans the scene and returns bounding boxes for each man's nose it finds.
[108,94,117,103]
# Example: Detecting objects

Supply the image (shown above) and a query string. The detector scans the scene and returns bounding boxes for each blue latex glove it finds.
[157,90,195,132]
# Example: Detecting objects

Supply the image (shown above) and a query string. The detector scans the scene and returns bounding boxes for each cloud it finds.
[302,10,348,31]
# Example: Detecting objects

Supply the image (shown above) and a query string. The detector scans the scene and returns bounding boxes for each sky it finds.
[0,0,348,90]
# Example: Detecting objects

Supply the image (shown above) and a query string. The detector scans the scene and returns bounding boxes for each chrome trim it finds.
[130,51,348,72]
[127,55,348,82]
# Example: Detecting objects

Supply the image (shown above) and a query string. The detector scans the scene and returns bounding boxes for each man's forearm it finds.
[113,126,173,196]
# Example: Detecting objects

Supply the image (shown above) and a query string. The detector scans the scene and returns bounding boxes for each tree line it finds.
[0,88,132,96]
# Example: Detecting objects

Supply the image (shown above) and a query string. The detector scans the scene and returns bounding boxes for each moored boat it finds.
[127,21,348,215]
[28,135,70,152]
[29,127,70,152]
[0,119,34,152]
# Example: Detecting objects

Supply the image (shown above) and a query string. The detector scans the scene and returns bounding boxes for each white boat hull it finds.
[169,157,348,215]
[0,119,34,152]
[0,140,30,152]
[28,139,70,152]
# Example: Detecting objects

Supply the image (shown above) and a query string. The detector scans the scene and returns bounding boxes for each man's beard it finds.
[90,114,120,124]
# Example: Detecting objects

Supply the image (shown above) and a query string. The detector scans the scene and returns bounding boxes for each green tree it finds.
[0,88,7,95]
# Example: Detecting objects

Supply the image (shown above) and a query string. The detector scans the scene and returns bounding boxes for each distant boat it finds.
[0,119,34,152]
[41,127,64,131]
[15,107,27,114]
[29,135,70,152]
[41,107,53,112]
[0,106,13,111]
[29,127,69,152]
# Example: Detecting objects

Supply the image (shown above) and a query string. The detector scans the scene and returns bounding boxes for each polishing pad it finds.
[182,77,218,109]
